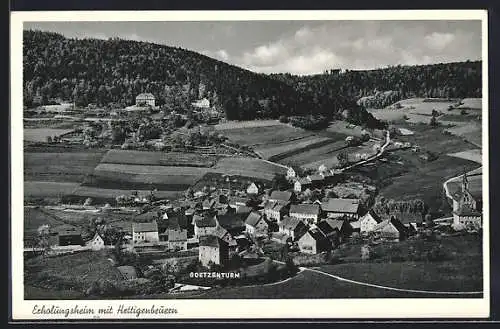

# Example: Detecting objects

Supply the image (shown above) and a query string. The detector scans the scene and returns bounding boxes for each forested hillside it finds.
[271,61,482,109]
[23,30,363,122]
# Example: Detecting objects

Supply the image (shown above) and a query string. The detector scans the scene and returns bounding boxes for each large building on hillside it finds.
[135,93,155,107]
[452,171,482,229]
[132,221,159,244]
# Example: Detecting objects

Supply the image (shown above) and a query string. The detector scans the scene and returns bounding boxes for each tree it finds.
[272,173,289,190]
[429,116,438,127]
[36,224,51,258]
[337,151,349,167]
[46,136,52,143]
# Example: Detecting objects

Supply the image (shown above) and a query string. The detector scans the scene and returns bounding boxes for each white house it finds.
[278,216,308,241]
[263,200,290,222]
[246,182,259,195]
[359,209,383,235]
[193,214,218,238]
[286,167,296,179]
[135,93,155,107]
[294,177,311,192]
[318,164,328,174]
[289,204,321,225]
[132,221,159,244]
[198,235,229,267]
[245,211,269,237]
[88,232,105,251]
[191,98,210,109]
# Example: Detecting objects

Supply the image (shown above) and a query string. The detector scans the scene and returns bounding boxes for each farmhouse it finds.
[452,172,482,228]
[50,224,84,247]
[308,175,325,188]
[193,214,218,238]
[88,232,105,251]
[286,167,296,179]
[278,216,308,241]
[135,93,155,107]
[289,204,321,225]
[322,218,353,244]
[198,235,229,267]
[316,220,341,247]
[212,225,237,248]
[245,211,269,237]
[160,221,188,251]
[263,200,290,222]
[132,221,159,244]
[246,182,260,195]
[321,198,361,220]
[297,228,330,254]
[294,177,312,192]
[371,217,408,242]
[360,209,383,235]
[318,164,328,174]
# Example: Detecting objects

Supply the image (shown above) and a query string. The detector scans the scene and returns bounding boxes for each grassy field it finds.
[212,157,288,181]
[24,151,106,183]
[24,181,80,198]
[220,124,313,147]
[276,140,347,167]
[447,149,482,164]
[445,122,482,147]
[85,163,209,190]
[457,98,482,110]
[349,123,481,213]
[24,250,122,299]
[101,149,219,167]
[367,108,407,122]
[214,120,282,130]
[257,136,332,161]
[24,207,66,239]
[24,128,75,142]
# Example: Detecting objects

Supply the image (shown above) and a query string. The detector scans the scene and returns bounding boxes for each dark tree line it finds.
[271,61,481,109]
[23,30,382,127]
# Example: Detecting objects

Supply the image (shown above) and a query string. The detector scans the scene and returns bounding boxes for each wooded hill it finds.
[271,61,482,109]
[23,30,363,122]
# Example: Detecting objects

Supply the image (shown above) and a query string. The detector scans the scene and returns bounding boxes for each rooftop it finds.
[270,190,293,202]
[290,204,320,216]
[133,221,158,233]
[245,211,263,227]
[322,198,360,214]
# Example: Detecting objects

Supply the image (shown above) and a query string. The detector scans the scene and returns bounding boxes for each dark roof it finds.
[199,235,227,248]
[270,190,293,202]
[323,218,348,231]
[290,204,320,216]
[363,209,383,223]
[194,215,217,228]
[213,226,230,239]
[245,211,263,227]
[322,198,360,213]
[52,224,81,236]
[217,213,246,230]
[279,216,306,230]
[303,228,327,242]
[133,221,158,233]
[316,221,336,236]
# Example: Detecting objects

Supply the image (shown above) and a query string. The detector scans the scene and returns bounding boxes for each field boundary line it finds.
[304,267,483,295]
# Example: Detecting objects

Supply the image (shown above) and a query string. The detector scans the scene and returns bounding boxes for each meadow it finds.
[212,157,288,181]
[65,186,183,205]
[24,181,80,199]
[220,124,313,147]
[101,149,218,167]
[24,128,75,142]
[24,151,106,183]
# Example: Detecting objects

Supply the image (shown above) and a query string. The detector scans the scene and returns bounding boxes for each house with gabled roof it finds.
[322,218,353,243]
[289,203,321,225]
[216,213,247,236]
[51,224,84,247]
[245,211,269,237]
[294,177,312,193]
[360,209,383,235]
[132,221,159,244]
[298,228,331,254]
[263,200,290,222]
[88,232,105,251]
[278,216,308,241]
[246,182,260,195]
[371,216,408,242]
[321,198,361,220]
[307,174,325,188]
[136,93,155,107]
[193,214,218,238]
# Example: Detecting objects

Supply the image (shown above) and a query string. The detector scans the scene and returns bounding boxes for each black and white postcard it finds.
[10,9,489,320]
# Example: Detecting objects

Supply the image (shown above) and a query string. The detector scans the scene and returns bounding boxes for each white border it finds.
[10,10,490,320]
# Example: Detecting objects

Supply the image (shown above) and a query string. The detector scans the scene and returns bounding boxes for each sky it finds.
[24,20,482,75]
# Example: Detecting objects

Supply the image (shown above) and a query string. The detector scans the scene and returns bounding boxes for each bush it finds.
[279,115,289,123]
